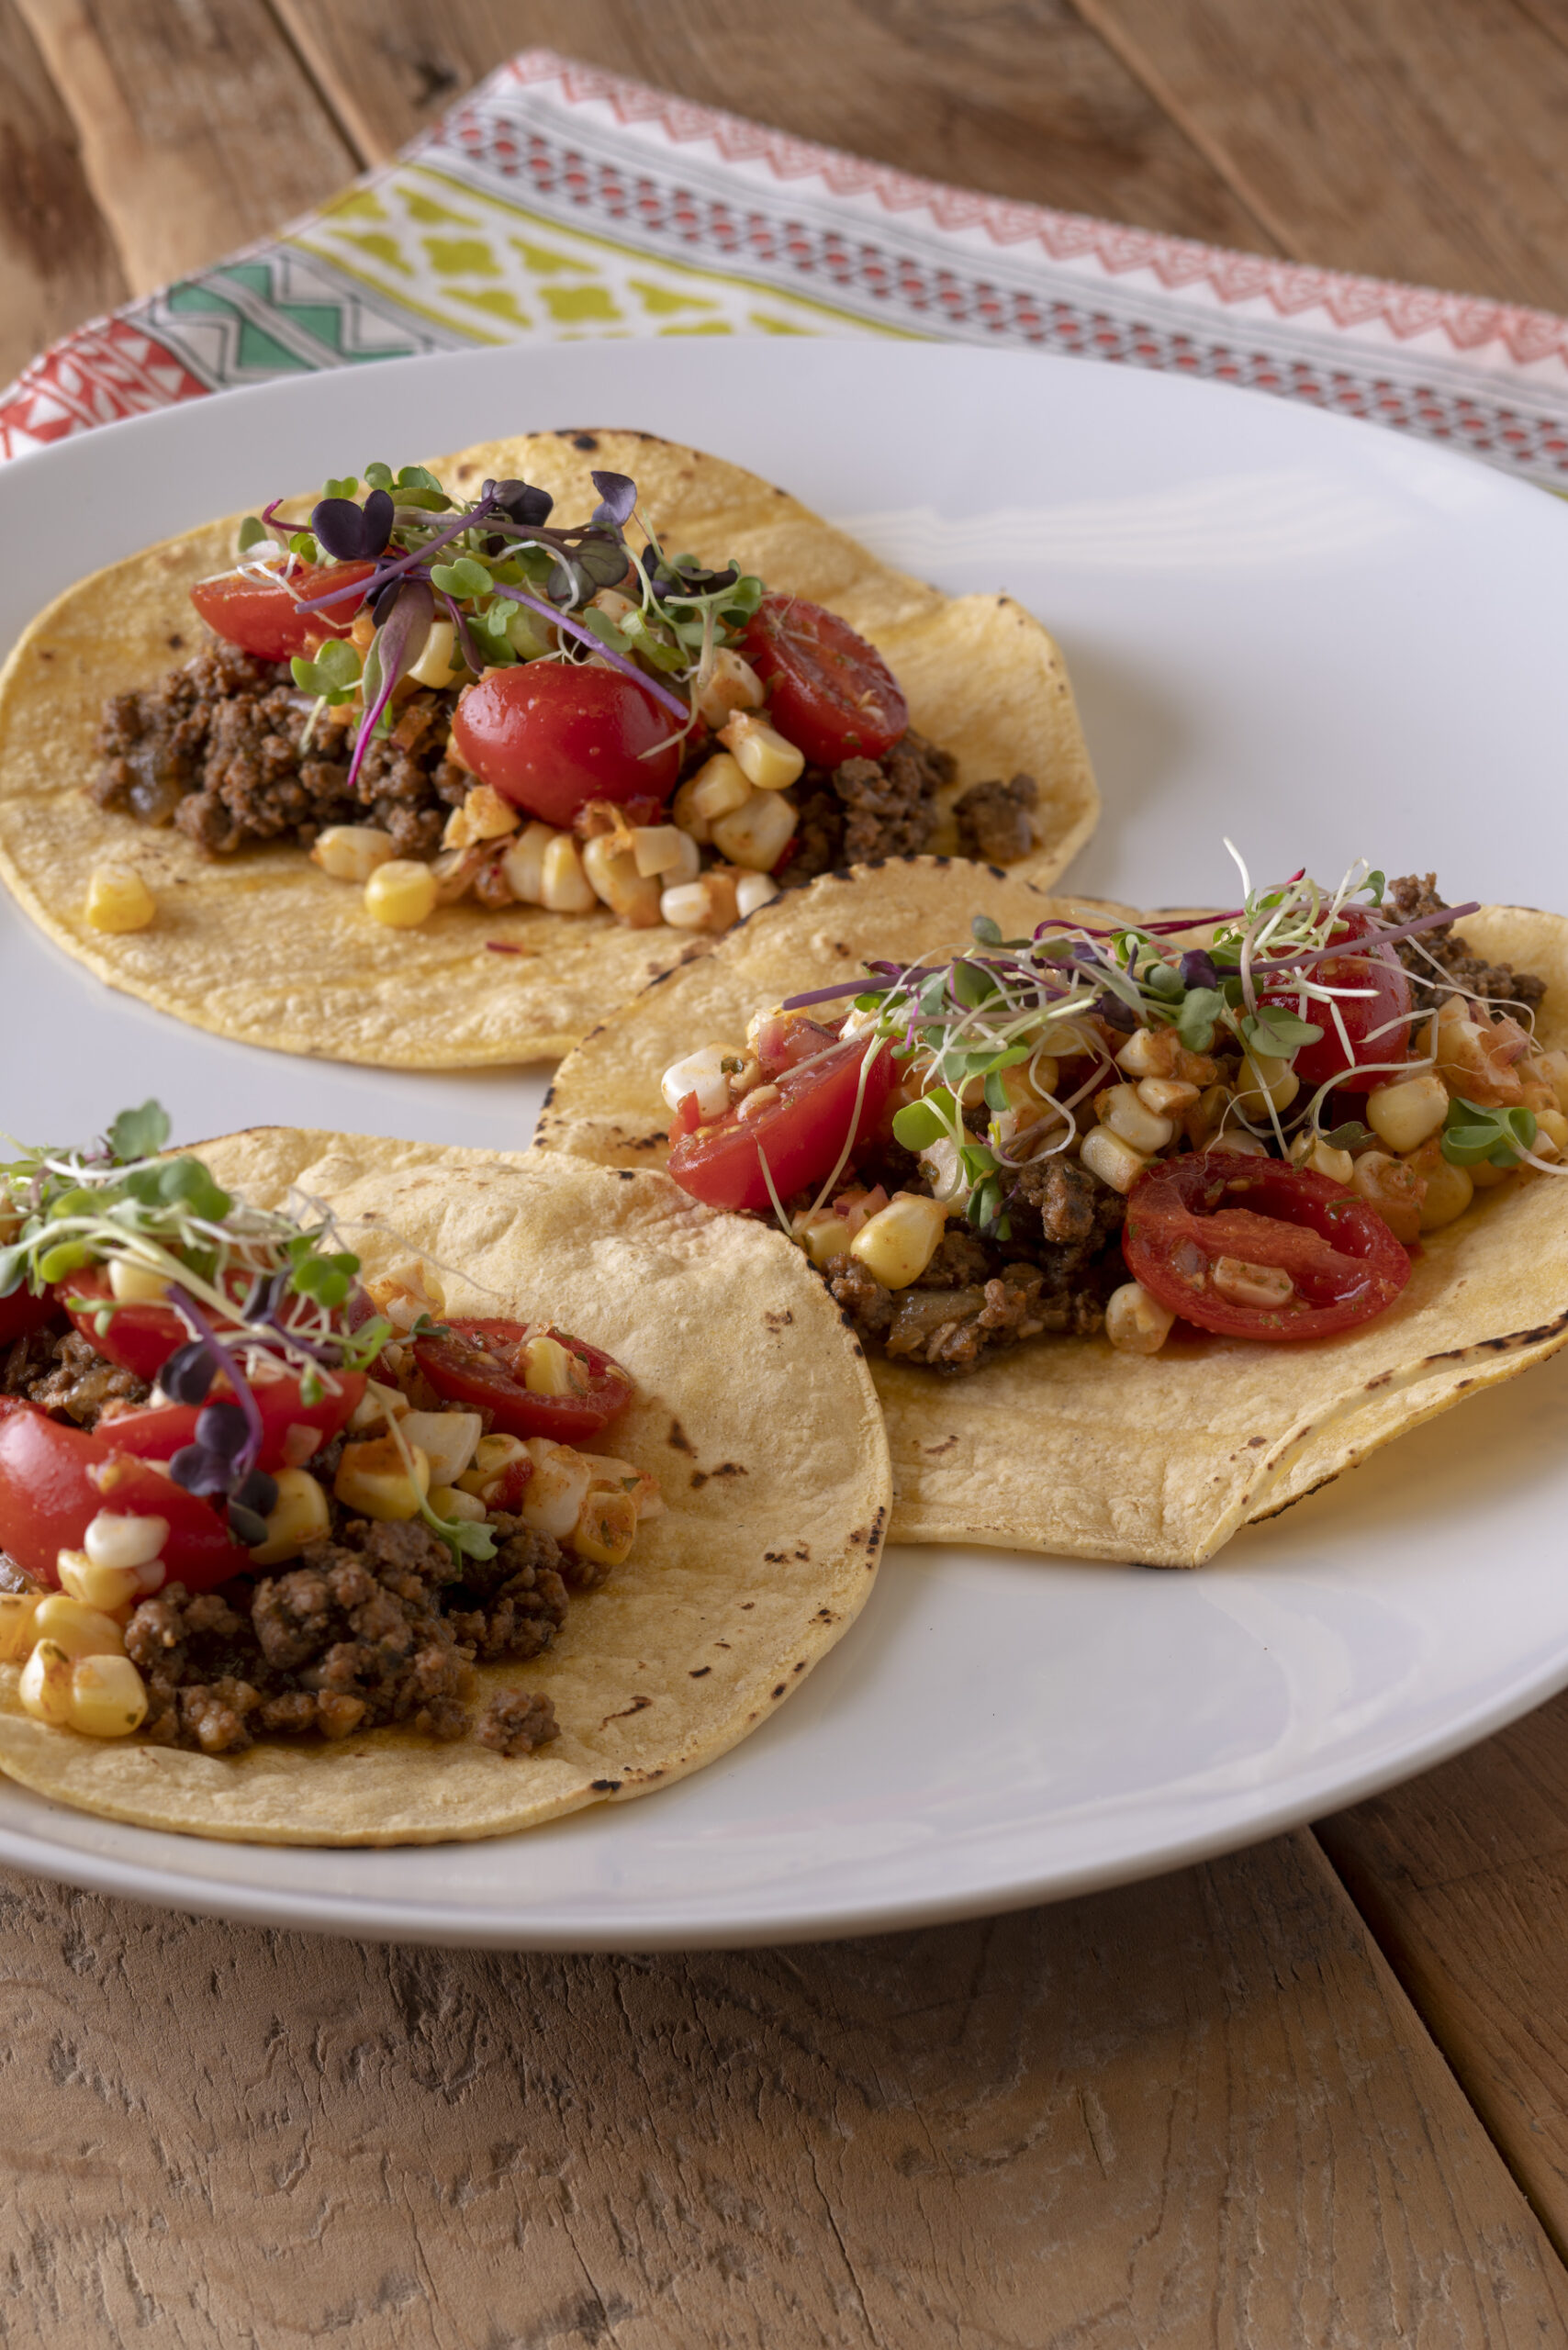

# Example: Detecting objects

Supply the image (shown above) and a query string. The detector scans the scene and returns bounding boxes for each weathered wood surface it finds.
[0,0,127,391]
[2,1830,1564,2347]
[1320,1687,1568,2269]
[11,0,353,297]
[275,0,1277,250]
[1078,0,1568,309]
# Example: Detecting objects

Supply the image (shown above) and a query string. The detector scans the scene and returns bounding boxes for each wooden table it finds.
[6,6,1568,2341]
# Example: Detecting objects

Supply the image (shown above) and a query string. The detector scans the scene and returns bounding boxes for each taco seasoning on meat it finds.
[0,1117,890,1841]
[538,854,1568,1566]
[0,431,1095,1068]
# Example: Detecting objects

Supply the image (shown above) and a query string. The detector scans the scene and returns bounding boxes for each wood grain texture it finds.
[275,0,1278,251]
[0,1830,1563,2347]
[1319,1689,1568,2268]
[0,0,126,389]
[1075,0,1568,309]
[13,0,355,293]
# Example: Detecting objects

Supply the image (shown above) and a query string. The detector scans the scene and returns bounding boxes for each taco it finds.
[0,431,1096,1069]
[0,1109,889,1843]
[538,855,1568,1566]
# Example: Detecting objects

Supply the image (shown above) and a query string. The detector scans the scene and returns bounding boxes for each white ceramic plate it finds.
[1,340,1565,1948]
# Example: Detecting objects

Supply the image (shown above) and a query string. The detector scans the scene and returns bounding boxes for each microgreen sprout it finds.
[780,856,1525,1233]
[0,1102,389,1541]
[251,459,766,795]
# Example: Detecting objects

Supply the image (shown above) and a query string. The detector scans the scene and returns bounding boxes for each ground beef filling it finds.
[95,642,468,860]
[1386,873,1547,1015]
[2,1322,150,1429]
[123,1512,582,1758]
[94,645,1036,884]
[827,1156,1126,1373]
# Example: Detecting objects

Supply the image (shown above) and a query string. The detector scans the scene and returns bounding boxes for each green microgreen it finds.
[1440,1097,1538,1168]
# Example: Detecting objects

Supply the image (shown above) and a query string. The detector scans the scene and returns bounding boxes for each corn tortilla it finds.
[0,431,1097,1069]
[0,1136,890,1843]
[537,858,1568,1566]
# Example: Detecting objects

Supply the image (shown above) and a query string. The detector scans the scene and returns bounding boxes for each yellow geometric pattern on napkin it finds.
[291,164,900,348]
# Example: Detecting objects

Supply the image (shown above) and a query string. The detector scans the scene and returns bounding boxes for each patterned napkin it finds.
[5,47,1568,486]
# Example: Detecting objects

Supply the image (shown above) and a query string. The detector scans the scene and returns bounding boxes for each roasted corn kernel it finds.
[1081,1126,1148,1194]
[521,1337,587,1399]
[1234,1050,1299,1115]
[660,872,738,932]
[84,867,156,934]
[1104,1281,1175,1354]
[0,1593,40,1662]
[1213,1257,1294,1309]
[407,617,459,688]
[1366,1070,1449,1155]
[686,754,751,826]
[364,859,438,928]
[68,1654,150,1739]
[334,1436,431,1521]
[719,710,806,789]
[398,1411,483,1485]
[18,1640,73,1726]
[56,1552,142,1615]
[582,835,664,926]
[499,821,557,904]
[632,825,700,882]
[311,824,397,883]
[573,1486,638,1570]
[710,789,797,872]
[538,834,597,914]
[106,1259,169,1304]
[1350,1149,1426,1244]
[248,1466,333,1566]
[734,871,780,920]
[32,1593,126,1661]
[1099,1082,1175,1155]
[849,1193,947,1289]
[694,647,766,728]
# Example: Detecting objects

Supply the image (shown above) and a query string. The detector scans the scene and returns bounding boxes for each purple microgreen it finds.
[348,579,434,793]
[166,1285,263,1477]
[436,588,487,677]
[1180,948,1218,990]
[311,488,394,562]
[486,477,554,527]
[589,470,637,529]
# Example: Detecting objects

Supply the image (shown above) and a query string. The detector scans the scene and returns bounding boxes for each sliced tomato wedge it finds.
[1123,1150,1410,1340]
[741,595,908,767]
[667,1035,897,1215]
[190,559,378,663]
[413,1320,633,1445]
[0,1287,60,1347]
[0,1399,242,1591]
[105,1369,364,1474]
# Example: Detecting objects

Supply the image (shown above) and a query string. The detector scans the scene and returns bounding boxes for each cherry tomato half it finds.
[667,1035,897,1215]
[413,1320,634,1446]
[0,1287,60,1347]
[190,559,378,663]
[742,595,908,767]
[1123,1150,1411,1341]
[1258,908,1415,1093]
[450,666,683,825]
[0,1399,242,1591]
[63,1268,187,1381]
[106,1370,364,1476]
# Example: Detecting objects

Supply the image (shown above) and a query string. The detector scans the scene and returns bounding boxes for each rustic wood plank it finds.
[1318,1689,1568,2265]
[13,0,356,295]
[0,0,127,390]
[0,1830,1561,2345]
[1074,0,1568,309]
[274,0,1280,252]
